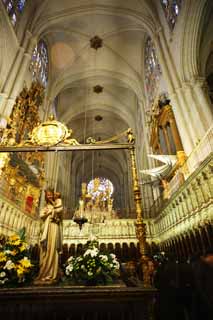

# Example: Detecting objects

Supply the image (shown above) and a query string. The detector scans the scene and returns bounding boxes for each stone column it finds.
[1,31,37,118]
[154,30,195,153]
[4,206,11,226]
[200,173,211,203]
[180,83,206,140]
[192,78,213,130]
[44,152,60,190]
[0,202,6,223]
[0,31,28,113]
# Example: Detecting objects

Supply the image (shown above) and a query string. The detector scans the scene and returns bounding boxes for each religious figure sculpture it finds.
[34,190,63,285]
[107,198,113,213]
[126,128,135,144]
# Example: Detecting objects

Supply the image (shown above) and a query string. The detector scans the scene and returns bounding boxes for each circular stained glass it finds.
[87,178,113,201]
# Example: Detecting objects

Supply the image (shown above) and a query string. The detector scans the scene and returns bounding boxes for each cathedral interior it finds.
[0,0,212,319]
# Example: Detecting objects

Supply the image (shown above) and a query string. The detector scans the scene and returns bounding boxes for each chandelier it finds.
[73,216,88,230]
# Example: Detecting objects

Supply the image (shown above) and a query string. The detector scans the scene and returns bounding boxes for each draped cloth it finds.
[35,201,63,284]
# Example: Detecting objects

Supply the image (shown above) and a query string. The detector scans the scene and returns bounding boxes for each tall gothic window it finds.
[160,0,182,30]
[2,0,27,26]
[144,37,162,104]
[30,40,49,87]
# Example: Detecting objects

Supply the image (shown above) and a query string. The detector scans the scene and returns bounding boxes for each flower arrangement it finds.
[0,229,34,287]
[65,241,120,285]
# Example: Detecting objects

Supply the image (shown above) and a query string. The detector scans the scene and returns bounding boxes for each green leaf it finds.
[17,228,26,241]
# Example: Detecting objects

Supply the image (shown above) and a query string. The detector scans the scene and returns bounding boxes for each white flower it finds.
[88,271,93,276]
[0,271,6,278]
[66,264,73,272]
[77,256,83,262]
[65,269,70,276]
[5,250,12,255]
[99,255,108,262]
[65,264,73,277]
[113,261,120,269]
[68,256,74,263]
[4,260,15,270]
[0,277,8,284]
[84,248,99,258]
[110,253,116,259]
[81,265,86,270]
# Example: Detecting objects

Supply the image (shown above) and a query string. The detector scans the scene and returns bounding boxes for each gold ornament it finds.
[31,115,68,147]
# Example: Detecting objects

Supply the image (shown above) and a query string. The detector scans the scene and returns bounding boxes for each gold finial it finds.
[48,114,55,121]
[126,128,135,144]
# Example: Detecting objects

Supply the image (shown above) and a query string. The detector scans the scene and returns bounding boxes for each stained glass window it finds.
[30,40,49,87]
[144,37,162,104]
[87,178,113,200]
[2,0,27,26]
[160,0,182,30]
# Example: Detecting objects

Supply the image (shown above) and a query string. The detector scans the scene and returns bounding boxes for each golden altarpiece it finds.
[0,82,45,216]
[74,178,118,224]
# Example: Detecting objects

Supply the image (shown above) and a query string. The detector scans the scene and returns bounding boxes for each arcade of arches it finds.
[0,0,212,287]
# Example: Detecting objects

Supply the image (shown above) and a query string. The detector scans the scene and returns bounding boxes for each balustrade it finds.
[185,124,213,176]
[63,219,138,246]
[152,154,213,244]
[0,196,38,243]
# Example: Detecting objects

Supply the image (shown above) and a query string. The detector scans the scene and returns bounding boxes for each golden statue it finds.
[34,190,63,285]
[93,177,100,192]
[81,182,87,197]
[107,198,113,213]
[126,128,135,144]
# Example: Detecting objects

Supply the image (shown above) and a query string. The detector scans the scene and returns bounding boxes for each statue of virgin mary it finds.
[34,190,63,284]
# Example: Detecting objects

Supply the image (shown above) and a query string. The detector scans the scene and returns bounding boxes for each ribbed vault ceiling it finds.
[31,0,160,213]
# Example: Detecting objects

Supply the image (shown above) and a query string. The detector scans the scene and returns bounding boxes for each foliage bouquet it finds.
[0,230,34,287]
[65,241,120,285]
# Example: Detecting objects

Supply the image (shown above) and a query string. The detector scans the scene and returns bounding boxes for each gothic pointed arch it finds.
[180,0,212,81]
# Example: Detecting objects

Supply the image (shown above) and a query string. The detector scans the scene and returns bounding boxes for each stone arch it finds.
[49,69,144,103]
[180,0,213,81]
[31,4,159,38]
[61,102,134,134]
